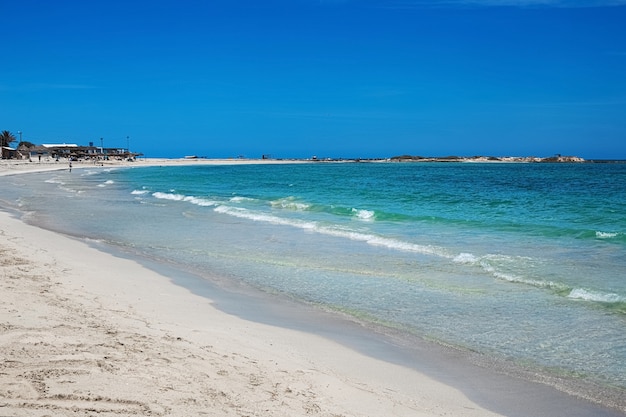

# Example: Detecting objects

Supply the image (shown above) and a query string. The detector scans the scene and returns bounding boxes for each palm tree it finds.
[1,130,16,148]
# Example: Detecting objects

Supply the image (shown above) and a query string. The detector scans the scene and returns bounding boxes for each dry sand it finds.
[0,157,310,177]
[0,159,505,416]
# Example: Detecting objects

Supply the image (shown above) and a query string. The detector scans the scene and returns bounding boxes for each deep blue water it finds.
[2,161,625,391]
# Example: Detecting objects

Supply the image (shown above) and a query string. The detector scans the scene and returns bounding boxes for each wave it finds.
[269,198,380,223]
[97,180,115,188]
[454,252,565,289]
[152,191,217,207]
[270,197,310,211]
[230,196,255,203]
[45,176,83,194]
[351,208,375,221]
[568,288,626,314]
[333,230,447,257]
[486,268,567,291]
[131,189,150,195]
[596,231,620,239]
[568,288,626,304]
[454,252,584,298]
[145,189,445,257]
[213,205,449,257]
[299,201,625,242]
[453,252,478,264]
[563,229,624,241]
[143,190,626,314]
[152,191,185,201]
[226,195,378,222]
[454,252,626,312]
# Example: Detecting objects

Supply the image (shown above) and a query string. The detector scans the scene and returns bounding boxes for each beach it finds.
[1,159,624,417]
[0,156,311,174]
[0,159,503,417]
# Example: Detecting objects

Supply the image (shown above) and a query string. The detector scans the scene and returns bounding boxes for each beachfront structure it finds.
[22,143,139,161]
[41,144,79,159]
[1,146,17,159]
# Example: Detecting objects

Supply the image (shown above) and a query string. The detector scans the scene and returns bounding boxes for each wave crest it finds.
[152,191,216,207]
[596,231,619,239]
[568,288,625,303]
[214,205,447,257]
[352,208,375,221]
[270,197,310,211]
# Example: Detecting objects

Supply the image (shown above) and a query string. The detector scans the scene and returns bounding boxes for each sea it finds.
[1,161,625,409]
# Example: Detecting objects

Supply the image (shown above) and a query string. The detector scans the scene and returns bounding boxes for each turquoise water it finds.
[2,162,625,392]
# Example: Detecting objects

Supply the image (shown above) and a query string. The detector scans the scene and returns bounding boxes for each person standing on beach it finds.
[69,161,72,172]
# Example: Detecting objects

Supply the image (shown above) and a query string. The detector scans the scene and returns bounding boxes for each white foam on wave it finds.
[270,197,310,211]
[334,231,448,257]
[185,196,217,207]
[97,180,115,188]
[152,191,216,207]
[214,205,316,229]
[45,176,80,194]
[596,231,619,239]
[230,196,255,203]
[153,191,185,201]
[568,288,625,303]
[214,205,449,257]
[131,189,150,195]
[487,267,563,290]
[472,254,568,291]
[351,208,375,221]
[453,253,478,264]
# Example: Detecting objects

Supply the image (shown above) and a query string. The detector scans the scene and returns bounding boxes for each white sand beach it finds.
[0,156,310,176]
[0,160,506,416]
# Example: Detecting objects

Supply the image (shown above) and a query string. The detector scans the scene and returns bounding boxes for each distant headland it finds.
[388,154,585,163]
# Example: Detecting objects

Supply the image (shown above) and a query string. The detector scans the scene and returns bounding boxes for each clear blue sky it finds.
[2,0,626,159]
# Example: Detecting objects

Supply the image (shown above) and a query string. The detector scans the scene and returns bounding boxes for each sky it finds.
[2,0,626,159]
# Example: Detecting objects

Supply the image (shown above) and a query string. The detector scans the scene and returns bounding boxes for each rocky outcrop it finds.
[390,155,585,163]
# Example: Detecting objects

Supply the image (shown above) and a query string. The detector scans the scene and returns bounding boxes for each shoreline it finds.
[0,157,313,177]
[1,162,624,416]
[132,240,626,417]
[1,152,612,179]
[0,204,506,417]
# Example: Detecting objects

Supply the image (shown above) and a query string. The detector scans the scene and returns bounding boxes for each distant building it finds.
[33,144,138,160]
[41,143,78,159]
[1,146,17,159]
